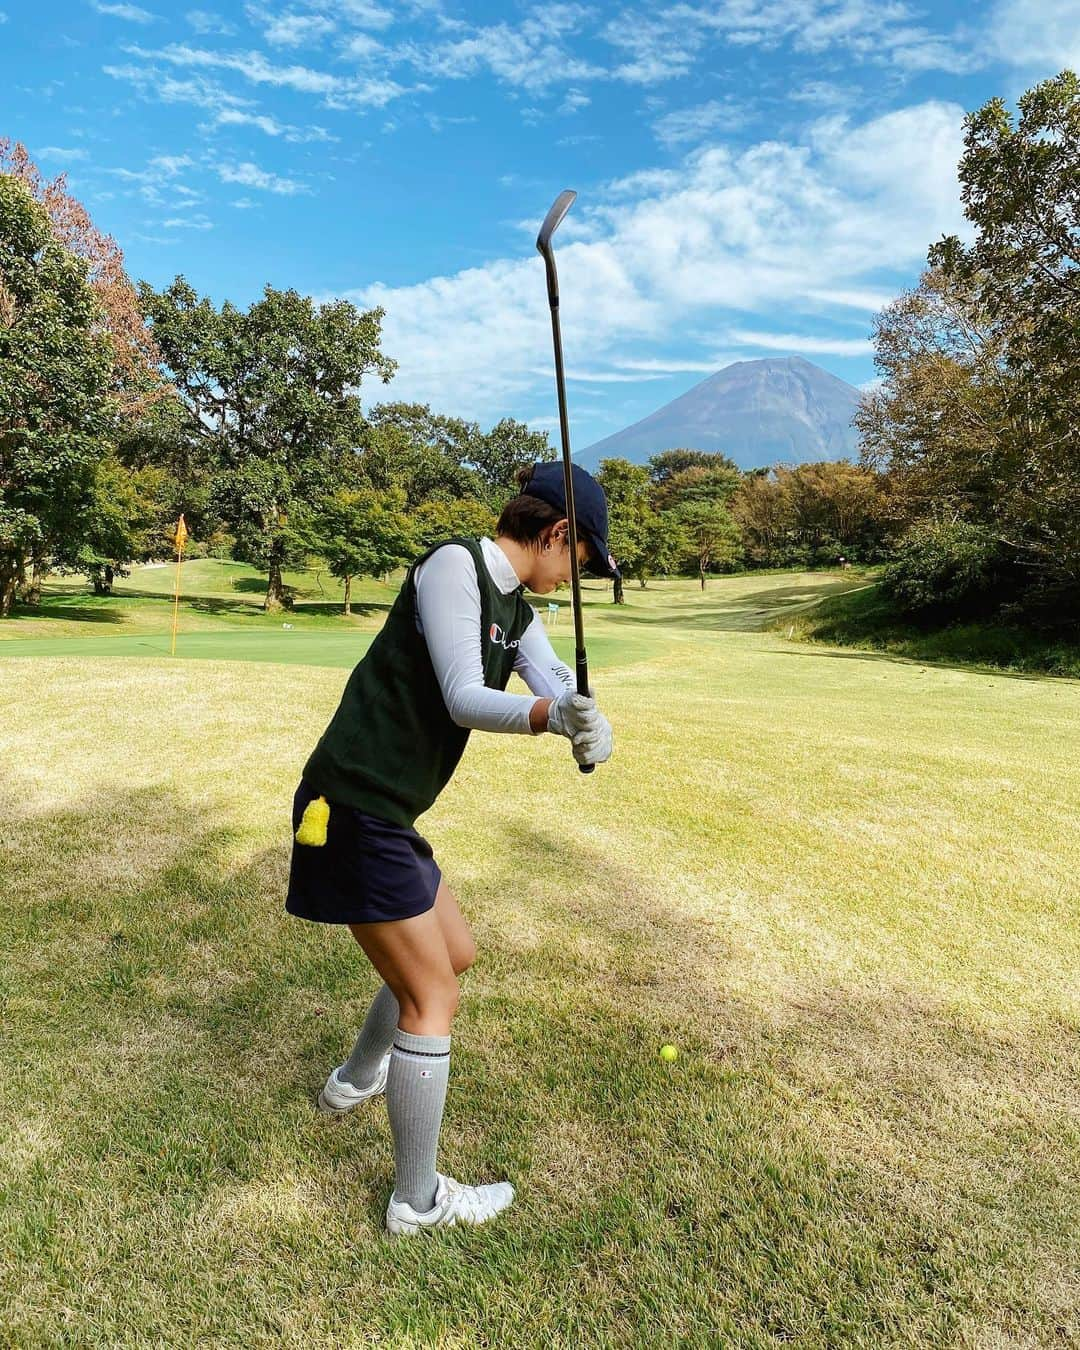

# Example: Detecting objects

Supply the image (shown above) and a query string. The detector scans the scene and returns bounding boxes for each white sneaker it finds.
[385,1171,515,1237]
[316,1052,391,1114]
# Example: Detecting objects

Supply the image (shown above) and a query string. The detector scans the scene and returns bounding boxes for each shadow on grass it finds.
[2,601,128,627]
[769,643,1080,685]
[2,783,1076,1341]
[591,578,870,632]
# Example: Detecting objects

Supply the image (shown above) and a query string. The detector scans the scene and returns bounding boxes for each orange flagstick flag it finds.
[170,514,187,656]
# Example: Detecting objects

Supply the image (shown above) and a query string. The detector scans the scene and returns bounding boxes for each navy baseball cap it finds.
[523,460,620,580]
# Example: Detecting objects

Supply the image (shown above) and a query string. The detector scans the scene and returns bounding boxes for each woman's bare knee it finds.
[394,976,459,1035]
[451,935,476,976]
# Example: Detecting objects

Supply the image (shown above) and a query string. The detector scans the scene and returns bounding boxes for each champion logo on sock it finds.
[420,1069,432,1078]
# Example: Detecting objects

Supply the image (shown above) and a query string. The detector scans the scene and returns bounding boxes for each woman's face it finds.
[530,519,594,594]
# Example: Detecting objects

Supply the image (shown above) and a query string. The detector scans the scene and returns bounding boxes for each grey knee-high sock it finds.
[386,1029,451,1213]
[340,983,400,1089]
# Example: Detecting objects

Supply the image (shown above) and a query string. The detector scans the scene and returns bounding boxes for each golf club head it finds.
[536,190,576,253]
[537,190,576,308]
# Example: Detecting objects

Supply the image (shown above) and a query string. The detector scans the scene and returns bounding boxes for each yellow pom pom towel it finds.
[295,794,330,846]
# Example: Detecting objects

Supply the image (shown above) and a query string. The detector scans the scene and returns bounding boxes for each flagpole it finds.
[170,514,187,656]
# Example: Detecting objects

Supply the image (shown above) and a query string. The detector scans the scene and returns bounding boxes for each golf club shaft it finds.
[546,303,590,697]
[538,193,593,774]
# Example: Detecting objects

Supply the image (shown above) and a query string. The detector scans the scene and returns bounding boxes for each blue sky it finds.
[1,0,1074,450]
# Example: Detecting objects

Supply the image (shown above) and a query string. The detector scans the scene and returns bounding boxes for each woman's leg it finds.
[344,883,475,1210]
[339,881,474,1086]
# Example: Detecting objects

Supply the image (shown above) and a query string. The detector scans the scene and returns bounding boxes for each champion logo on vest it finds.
[489,622,520,650]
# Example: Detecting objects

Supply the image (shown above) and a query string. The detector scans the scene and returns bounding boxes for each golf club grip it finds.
[576,653,594,774]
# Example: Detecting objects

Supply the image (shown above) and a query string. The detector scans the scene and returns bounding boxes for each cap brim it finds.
[584,532,620,580]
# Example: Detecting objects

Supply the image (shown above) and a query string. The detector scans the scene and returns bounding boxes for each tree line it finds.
[2,70,1076,626]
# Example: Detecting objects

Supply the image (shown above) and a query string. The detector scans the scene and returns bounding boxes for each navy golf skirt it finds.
[285,779,442,925]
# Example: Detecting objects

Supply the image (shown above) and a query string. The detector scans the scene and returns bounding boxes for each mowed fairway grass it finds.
[1,563,1078,1346]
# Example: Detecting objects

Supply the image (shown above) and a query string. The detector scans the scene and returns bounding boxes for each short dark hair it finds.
[495,465,566,549]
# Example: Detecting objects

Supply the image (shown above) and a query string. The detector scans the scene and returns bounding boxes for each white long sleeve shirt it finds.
[413,536,575,735]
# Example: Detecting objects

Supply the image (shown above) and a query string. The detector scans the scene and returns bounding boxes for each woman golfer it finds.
[286,461,616,1236]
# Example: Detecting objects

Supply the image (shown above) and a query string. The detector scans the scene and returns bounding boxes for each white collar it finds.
[480,535,524,595]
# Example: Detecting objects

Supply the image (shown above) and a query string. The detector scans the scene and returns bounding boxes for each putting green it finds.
[0,628,651,670]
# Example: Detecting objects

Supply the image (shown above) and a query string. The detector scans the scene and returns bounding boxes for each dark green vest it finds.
[302,536,535,826]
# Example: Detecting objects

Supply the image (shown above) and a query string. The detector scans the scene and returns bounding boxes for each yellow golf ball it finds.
[659,1044,678,1062]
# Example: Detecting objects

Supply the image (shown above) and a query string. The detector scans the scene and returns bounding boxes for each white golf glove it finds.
[570,710,612,766]
[546,689,598,740]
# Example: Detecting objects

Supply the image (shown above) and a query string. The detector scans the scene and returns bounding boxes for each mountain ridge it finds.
[577,356,864,471]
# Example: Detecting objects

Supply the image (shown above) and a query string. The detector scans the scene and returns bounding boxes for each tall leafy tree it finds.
[648,448,727,485]
[596,457,653,602]
[872,70,1080,614]
[362,403,482,509]
[652,460,743,513]
[466,417,554,513]
[0,175,115,616]
[294,484,416,615]
[140,277,395,610]
[0,140,160,419]
[411,497,498,550]
[671,500,741,589]
[52,450,166,595]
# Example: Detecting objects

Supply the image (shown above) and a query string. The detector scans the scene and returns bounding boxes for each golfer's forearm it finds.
[529,698,553,734]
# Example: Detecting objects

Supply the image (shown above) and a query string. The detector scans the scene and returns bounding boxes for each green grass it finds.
[1,567,1078,1345]
[779,578,1080,679]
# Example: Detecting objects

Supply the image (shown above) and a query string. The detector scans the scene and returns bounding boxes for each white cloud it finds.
[399,9,604,92]
[205,108,337,142]
[35,146,90,161]
[803,286,893,311]
[607,1,977,76]
[556,368,669,383]
[212,159,311,194]
[105,62,255,111]
[161,214,214,228]
[123,42,410,108]
[788,80,855,106]
[613,357,731,373]
[559,88,590,114]
[339,32,383,59]
[333,0,394,28]
[104,153,195,206]
[332,100,968,422]
[92,1,156,20]
[728,329,873,355]
[653,98,748,147]
[107,153,193,180]
[989,0,1080,72]
[249,8,336,48]
[186,9,236,35]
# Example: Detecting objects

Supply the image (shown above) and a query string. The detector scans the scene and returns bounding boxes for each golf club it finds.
[536,189,595,775]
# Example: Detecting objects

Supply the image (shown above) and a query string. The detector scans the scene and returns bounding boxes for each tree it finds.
[652,460,743,513]
[919,70,1080,611]
[729,471,794,566]
[595,457,653,602]
[466,417,554,513]
[0,175,115,616]
[295,485,415,615]
[52,450,166,595]
[361,403,481,509]
[637,509,690,587]
[670,500,741,589]
[0,139,160,419]
[141,277,396,611]
[856,69,1080,622]
[648,448,728,485]
[411,497,497,551]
